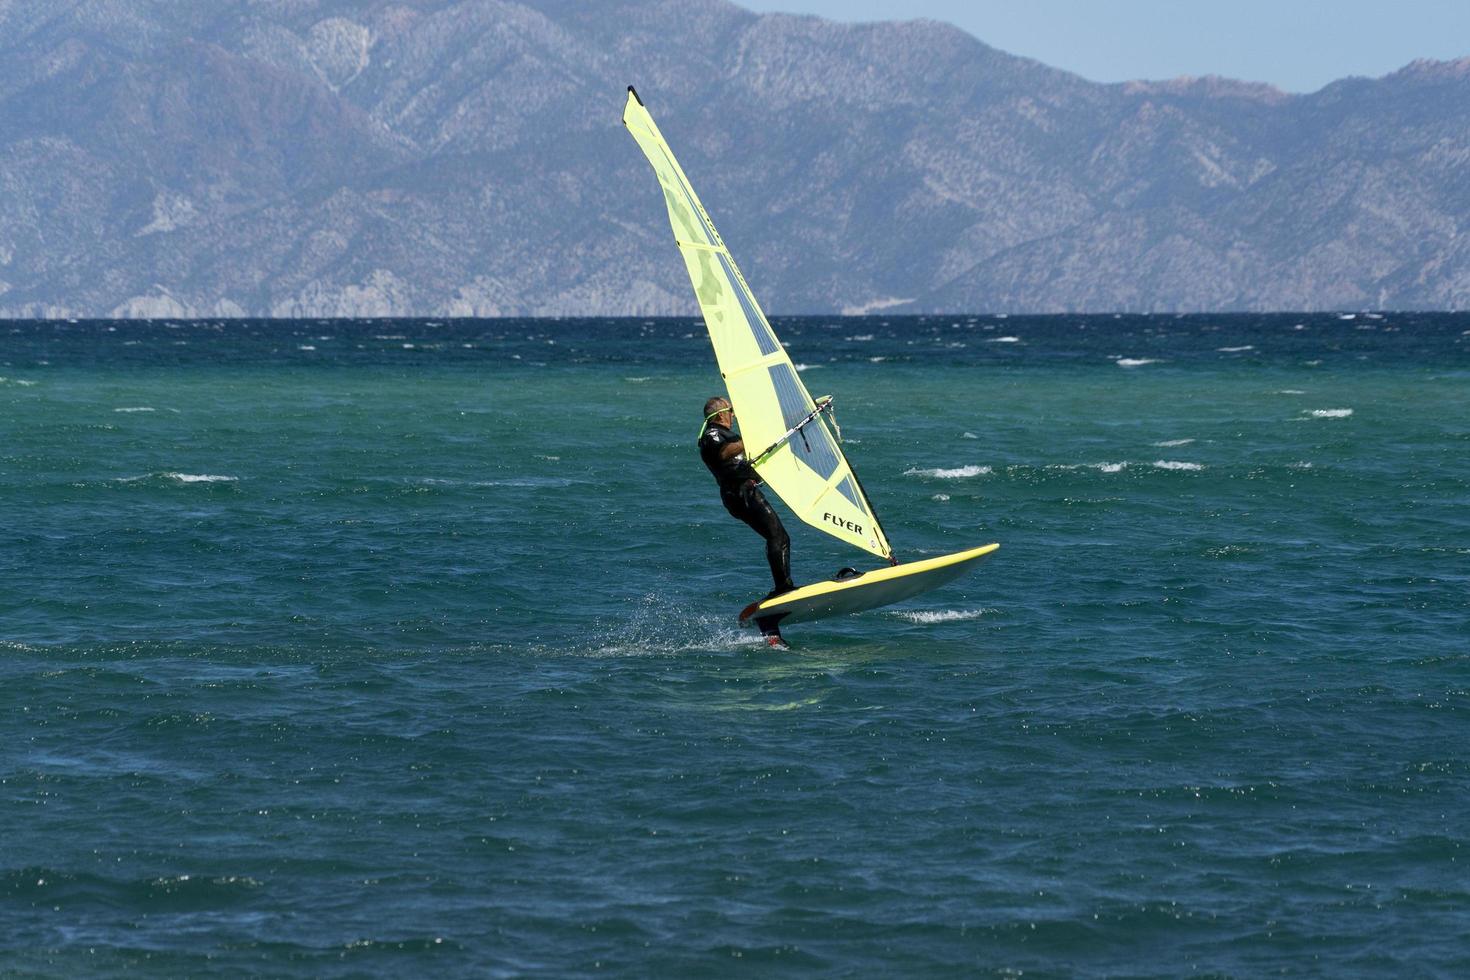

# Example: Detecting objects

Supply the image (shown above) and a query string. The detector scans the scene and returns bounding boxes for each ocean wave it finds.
[1153,460,1204,471]
[1046,462,1128,472]
[171,473,238,483]
[904,465,991,479]
[1116,358,1158,368]
[1306,409,1353,418]
[117,472,239,484]
[891,608,996,624]
[1153,438,1195,447]
[417,476,577,489]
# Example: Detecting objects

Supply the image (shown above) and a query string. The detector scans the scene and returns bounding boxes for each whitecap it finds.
[1153,438,1195,447]
[168,473,238,483]
[904,465,991,479]
[1153,460,1203,471]
[455,476,576,489]
[117,472,239,484]
[892,608,995,624]
[114,407,155,413]
[1217,345,1254,352]
[846,334,874,342]
[1275,389,1306,395]
[1307,408,1353,418]
[988,336,1021,343]
[794,363,821,372]
[932,493,950,501]
[623,376,651,383]
[868,356,887,363]
[962,432,979,440]
[1338,313,1357,320]
[1116,358,1158,368]
[298,345,316,351]
[1090,462,1127,473]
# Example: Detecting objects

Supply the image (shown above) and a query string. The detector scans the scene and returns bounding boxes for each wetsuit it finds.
[698,422,794,594]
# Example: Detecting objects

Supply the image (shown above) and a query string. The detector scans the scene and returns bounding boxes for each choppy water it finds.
[3,314,1468,976]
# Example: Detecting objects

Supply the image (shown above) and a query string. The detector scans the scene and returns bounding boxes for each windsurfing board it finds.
[739,543,1000,631]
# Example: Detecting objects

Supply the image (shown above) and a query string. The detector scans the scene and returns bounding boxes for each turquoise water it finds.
[3,315,1468,975]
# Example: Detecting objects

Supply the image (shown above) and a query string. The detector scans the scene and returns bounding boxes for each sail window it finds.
[768,363,842,482]
[719,252,780,355]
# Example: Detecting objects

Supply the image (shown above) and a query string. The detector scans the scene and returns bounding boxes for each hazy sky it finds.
[734,0,1470,93]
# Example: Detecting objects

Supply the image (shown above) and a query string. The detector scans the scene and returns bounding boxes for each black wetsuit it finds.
[698,423,794,594]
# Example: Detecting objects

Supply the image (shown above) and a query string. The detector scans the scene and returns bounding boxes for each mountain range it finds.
[0,0,1467,317]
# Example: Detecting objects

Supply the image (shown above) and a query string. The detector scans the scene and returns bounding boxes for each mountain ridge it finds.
[0,0,1466,316]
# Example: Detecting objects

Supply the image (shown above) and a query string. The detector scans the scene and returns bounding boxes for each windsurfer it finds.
[697,396,795,599]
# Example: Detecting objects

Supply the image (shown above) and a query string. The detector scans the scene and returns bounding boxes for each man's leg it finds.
[737,485,794,595]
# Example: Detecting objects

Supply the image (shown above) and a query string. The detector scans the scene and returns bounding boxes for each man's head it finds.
[703,396,733,428]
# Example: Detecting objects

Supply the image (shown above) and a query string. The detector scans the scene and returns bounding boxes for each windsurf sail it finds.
[623,86,892,560]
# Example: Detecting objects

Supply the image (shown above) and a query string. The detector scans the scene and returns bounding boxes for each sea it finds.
[3,313,1468,976]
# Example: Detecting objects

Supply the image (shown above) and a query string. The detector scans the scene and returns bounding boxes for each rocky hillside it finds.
[0,0,1466,316]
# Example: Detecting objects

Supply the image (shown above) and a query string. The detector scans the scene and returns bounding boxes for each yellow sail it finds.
[623,87,891,560]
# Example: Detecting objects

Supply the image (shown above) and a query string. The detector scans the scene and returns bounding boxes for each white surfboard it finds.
[739,543,1000,631]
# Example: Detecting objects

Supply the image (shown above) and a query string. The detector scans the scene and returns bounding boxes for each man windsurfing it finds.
[697,396,796,601]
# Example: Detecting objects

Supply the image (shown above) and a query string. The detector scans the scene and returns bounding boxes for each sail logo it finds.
[823,512,863,535]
